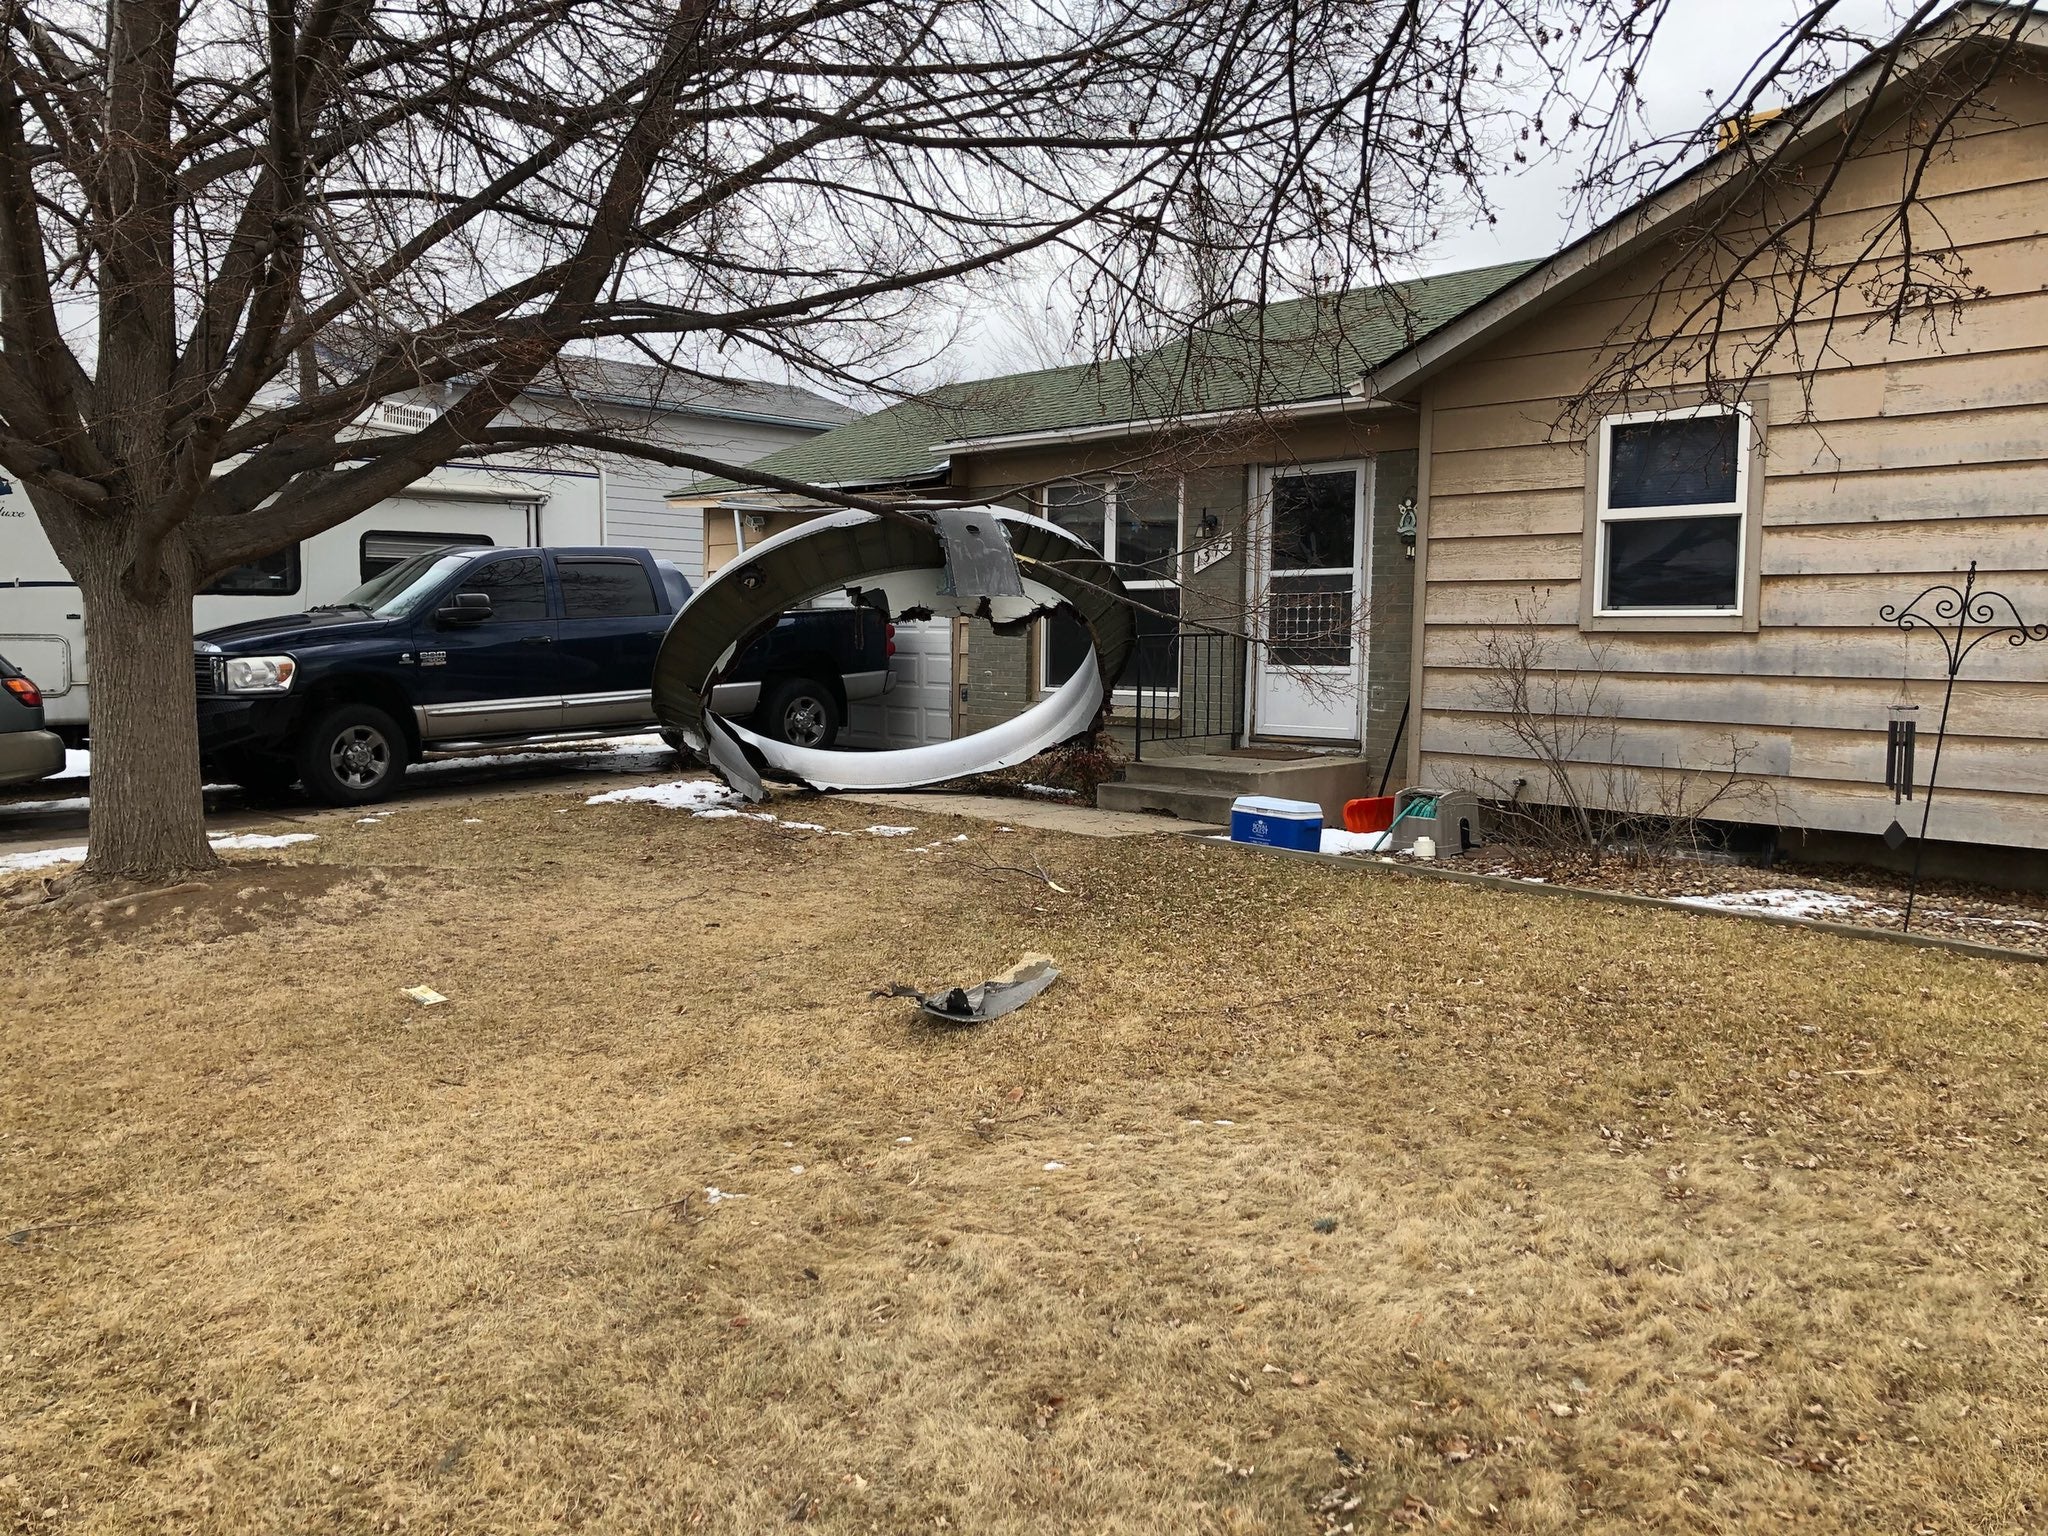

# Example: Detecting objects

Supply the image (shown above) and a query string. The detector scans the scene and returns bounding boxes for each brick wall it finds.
[1364,449,1416,781]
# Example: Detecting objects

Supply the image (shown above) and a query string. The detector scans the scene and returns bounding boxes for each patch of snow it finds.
[54,749,89,780]
[1019,783,1076,798]
[1672,887,1873,922]
[950,834,970,843]
[895,1136,914,1145]
[703,1186,746,1206]
[778,820,827,832]
[865,825,916,837]
[1949,912,2048,931]
[1042,1161,1068,1171]
[789,1165,806,1175]
[587,779,740,812]
[0,843,87,873]
[209,832,318,851]
[0,795,91,814]
[1320,829,1390,855]
[462,818,482,825]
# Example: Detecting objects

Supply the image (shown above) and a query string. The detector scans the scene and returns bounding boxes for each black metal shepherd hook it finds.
[1878,561,2048,931]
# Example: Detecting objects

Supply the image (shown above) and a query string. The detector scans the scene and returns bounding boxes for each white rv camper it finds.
[0,450,603,738]
[0,362,852,742]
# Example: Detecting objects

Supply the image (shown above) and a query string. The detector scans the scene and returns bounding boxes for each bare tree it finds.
[1544,1,2045,424]
[1,0,1568,884]
[1,1,2020,885]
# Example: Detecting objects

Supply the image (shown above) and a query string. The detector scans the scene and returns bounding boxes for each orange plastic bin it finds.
[1343,795,1395,834]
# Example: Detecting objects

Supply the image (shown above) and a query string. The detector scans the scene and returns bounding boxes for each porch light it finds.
[1396,497,1417,558]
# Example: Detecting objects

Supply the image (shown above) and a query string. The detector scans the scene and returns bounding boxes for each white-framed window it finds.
[1594,404,1750,615]
[1036,477,1182,695]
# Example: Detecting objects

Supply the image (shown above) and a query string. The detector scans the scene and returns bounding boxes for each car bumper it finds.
[197,696,301,759]
[0,728,66,786]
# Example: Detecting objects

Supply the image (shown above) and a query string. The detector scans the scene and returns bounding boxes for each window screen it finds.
[1270,471,1357,571]
[204,545,301,596]
[1604,516,1741,610]
[1044,593,1182,689]
[1608,416,1739,509]
[558,557,659,619]
[1042,482,1107,552]
[1115,479,1179,578]
[464,555,548,621]
[361,530,492,581]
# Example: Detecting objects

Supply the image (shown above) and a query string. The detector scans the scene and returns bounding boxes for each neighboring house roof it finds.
[523,353,858,431]
[1362,0,2048,401]
[684,259,1535,497]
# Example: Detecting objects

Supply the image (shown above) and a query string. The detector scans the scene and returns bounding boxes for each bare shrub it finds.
[1459,618,1773,864]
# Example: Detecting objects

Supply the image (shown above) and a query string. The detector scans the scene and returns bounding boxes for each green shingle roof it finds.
[685,259,1535,496]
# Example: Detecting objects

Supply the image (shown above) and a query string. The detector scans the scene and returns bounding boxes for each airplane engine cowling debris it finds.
[651,507,1135,799]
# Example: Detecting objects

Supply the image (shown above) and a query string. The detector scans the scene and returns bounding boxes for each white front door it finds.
[1250,462,1369,741]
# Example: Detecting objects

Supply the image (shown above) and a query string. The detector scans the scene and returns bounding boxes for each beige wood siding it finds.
[1415,68,2048,851]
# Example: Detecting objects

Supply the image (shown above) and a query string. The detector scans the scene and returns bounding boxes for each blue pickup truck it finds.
[193,545,892,804]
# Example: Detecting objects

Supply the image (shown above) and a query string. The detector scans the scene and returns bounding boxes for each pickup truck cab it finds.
[195,545,891,804]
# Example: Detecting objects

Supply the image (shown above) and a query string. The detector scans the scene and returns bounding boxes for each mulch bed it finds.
[1426,841,2048,956]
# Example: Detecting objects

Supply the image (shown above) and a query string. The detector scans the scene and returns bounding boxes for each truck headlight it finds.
[223,655,297,694]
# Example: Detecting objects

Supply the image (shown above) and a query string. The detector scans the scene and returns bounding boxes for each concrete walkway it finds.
[837,790,1217,839]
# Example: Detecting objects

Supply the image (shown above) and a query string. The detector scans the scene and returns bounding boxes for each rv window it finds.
[359,530,493,582]
[204,545,301,597]
[558,557,659,619]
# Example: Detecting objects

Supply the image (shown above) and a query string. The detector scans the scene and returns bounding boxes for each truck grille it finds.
[193,654,224,696]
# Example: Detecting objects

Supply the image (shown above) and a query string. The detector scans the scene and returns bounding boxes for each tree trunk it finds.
[73,543,218,884]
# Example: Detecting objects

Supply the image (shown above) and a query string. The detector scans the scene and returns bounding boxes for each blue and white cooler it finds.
[1228,794,1323,851]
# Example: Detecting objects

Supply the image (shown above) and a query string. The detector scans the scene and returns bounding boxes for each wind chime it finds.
[1884,632,1918,805]
[1877,561,2047,931]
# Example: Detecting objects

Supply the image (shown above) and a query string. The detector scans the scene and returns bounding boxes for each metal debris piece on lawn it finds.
[876,952,1060,1024]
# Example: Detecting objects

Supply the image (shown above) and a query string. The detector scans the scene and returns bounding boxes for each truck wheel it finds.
[760,677,840,749]
[298,703,408,805]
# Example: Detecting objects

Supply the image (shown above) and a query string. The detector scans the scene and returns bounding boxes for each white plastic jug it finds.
[1412,835,1437,860]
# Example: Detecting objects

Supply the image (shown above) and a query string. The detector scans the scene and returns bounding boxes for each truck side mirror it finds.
[436,592,493,626]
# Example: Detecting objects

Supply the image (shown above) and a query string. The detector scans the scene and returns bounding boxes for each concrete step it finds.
[1095,780,1239,825]
[1116,751,1381,824]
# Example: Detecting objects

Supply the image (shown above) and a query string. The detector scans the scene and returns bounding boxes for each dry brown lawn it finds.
[4,783,2047,1535]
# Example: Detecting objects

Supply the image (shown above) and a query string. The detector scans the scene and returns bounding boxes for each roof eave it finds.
[664,463,951,502]
[927,390,1400,456]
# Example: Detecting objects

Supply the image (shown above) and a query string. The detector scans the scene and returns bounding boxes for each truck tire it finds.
[760,676,840,749]
[297,702,409,805]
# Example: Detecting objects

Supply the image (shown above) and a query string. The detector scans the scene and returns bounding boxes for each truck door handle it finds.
[520,635,552,645]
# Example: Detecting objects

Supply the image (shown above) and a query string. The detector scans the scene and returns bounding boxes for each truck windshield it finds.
[329,550,481,617]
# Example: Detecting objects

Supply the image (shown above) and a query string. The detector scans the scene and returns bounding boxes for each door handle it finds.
[520,635,552,645]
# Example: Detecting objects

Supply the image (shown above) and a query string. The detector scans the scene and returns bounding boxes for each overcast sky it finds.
[1429,0,1900,275]
[947,0,1908,380]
